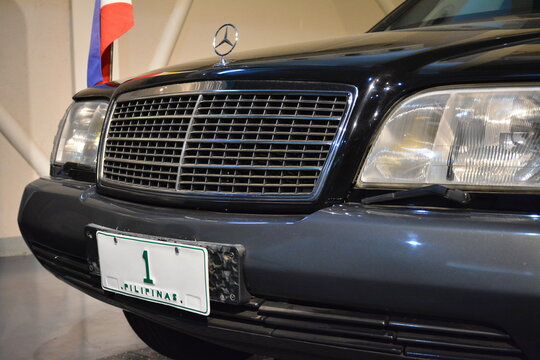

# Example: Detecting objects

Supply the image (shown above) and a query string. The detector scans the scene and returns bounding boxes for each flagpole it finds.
[109,41,114,82]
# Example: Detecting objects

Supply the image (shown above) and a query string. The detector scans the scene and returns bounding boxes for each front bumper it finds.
[18,178,540,359]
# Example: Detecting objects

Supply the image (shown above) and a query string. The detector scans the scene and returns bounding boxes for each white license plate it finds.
[96,231,210,316]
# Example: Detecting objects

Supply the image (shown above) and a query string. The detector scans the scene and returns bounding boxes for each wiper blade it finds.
[361,185,471,205]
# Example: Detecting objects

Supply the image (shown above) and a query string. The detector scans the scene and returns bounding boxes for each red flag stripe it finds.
[100,2,134,56]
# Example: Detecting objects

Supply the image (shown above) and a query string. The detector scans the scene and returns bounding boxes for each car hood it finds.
[77,20,540,99]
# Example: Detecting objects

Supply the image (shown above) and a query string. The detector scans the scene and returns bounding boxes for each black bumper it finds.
[18,178,540,359]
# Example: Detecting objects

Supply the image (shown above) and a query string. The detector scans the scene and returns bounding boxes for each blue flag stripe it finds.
[87,0,103,87]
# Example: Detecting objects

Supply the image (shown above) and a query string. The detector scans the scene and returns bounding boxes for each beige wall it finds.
[0,0,73,238]
[0,0,402,239]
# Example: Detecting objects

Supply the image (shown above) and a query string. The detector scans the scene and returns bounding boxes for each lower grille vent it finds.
[211,300,523,360]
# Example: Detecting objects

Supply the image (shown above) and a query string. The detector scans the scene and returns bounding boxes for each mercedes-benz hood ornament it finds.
[213,24,238,66]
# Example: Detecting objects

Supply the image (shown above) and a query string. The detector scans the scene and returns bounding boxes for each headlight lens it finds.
[359,87,540,190]
[52,101,108,169]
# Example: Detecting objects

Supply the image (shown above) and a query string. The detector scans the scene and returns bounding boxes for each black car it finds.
[18,1,540,359]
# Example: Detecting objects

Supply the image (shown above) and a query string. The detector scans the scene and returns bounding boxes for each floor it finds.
[0,256,267,360]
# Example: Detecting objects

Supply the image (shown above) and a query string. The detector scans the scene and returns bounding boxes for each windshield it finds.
[384,0,540,30]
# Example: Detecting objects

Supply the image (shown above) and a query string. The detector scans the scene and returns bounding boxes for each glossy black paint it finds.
[73,21,540,213]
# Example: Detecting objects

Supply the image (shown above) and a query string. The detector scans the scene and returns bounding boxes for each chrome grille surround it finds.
[98,81,356,201]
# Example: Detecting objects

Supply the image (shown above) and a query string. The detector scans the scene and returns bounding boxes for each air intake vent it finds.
[99,82,353,200]
[209,300,524,360]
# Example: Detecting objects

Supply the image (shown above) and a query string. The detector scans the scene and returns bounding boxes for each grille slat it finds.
[104,158,181,166]
[104,171,178,185]
[183,156,326,162]
[104,165,178,176]
[106,150,182,159]
[194,115,342,120]
[109,129,188,136]
[110,114,342,121]
[189,130,336,136]
[180,164,323,171]
[195,105,343,111]
[110,115,194,121]
[106,137,187,142]
[101,87,350,198]
[188,123,339,130]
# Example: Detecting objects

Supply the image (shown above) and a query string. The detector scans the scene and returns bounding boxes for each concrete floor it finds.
[0,256,268,360]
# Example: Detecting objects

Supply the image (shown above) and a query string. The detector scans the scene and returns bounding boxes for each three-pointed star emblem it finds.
[213,24,239,64]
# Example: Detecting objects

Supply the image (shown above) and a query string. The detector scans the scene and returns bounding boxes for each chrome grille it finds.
[100,83,352,199]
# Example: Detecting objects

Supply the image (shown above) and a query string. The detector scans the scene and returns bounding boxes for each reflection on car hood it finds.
[133,25,540,77]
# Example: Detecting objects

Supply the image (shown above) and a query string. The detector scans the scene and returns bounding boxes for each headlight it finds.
[52,101,108,169]
[358,86,540,190]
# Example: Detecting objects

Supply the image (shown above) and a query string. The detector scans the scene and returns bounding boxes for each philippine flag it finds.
[87,0,134,87]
